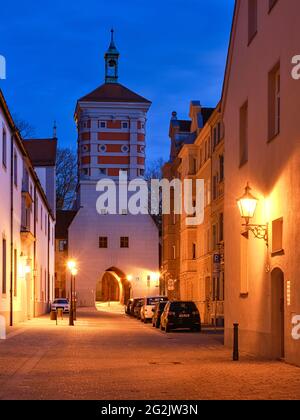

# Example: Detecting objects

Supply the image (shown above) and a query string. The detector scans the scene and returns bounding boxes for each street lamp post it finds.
[72,268,78,321]
[69,272,74,326]
[67,260,77,326]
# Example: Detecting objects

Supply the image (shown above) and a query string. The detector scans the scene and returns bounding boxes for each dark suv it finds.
[160,301,201,333]
[130,298,143,317]
[152,301,168,328]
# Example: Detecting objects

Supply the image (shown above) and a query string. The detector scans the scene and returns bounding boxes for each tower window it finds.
[81,168,90,177]
[99,237,108,249]
[120,237,129,248]
[98,144,107,153]
[121,145,130,153]
[122,122,129,129]
[98,121,107,129]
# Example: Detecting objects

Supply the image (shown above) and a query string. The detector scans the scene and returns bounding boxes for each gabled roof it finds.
[24,138,57,167]
[178,120,192,132]
[78,83,151,104]
[0,89,55,220]
[202,108,215,125]
[55,210,78,239]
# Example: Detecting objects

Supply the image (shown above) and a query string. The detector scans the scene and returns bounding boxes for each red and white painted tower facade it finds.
[68,32,159,307]
[75,30,150,182]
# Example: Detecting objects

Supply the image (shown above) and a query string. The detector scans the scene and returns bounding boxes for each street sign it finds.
[168,279,175,291]
[214,254,221,264]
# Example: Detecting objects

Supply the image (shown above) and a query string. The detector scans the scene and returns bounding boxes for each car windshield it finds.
[170,302,197,312]
[54,299,68,304]
[147,297,168,305]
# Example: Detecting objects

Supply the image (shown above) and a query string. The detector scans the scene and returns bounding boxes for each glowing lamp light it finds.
[151,272,160,283]
[71,268,78,276]
[67,260,77,271]
[237,183,258,223]
[24,265,31,275]
[127,275,133,282]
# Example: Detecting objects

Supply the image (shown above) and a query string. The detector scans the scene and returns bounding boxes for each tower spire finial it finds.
[104,29,120,84]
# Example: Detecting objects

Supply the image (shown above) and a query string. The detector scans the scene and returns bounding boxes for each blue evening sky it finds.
[0,0,234,163]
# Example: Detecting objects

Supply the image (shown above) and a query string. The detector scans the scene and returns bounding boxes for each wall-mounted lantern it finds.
[237,183,268,246]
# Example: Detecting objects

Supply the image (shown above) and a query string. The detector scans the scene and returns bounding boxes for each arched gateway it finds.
[96,267,131,305]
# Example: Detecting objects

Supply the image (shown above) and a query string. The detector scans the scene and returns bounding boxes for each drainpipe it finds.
[33,186,37,318]
[9,134,14,327]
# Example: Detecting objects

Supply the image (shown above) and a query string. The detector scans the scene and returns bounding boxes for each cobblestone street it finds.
[0,307,299,400]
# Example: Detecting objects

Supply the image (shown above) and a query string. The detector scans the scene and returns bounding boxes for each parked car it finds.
[130,298,144,317]
[134,301,143,319]
[51,298,70,313]
[160,301,201,333]
[125,299,133,315]
[140,296,168,323]
[152,301,168,328]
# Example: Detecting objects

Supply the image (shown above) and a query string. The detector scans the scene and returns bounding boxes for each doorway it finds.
[271,268,285,359]
[96,272,120,303]
[95,267,131,305]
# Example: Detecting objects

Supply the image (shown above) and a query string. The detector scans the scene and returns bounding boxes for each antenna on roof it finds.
[53,120,57,138]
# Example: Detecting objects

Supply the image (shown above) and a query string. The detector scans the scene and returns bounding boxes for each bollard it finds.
[0,315,6,340]
[57,308,63,321]
[50,311,57,322]
[233,322,239,361]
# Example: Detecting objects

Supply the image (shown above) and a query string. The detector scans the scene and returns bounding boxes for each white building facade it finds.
[0,89,56,326]
[68,33,159,307]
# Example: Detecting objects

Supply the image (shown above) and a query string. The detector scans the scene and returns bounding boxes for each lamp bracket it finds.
[242,223,269,247]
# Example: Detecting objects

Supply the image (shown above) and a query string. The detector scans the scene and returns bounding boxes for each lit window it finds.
[272,218,283,254]
[59,240,67,252]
